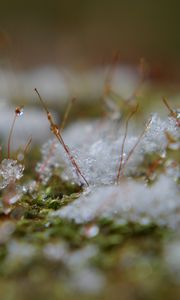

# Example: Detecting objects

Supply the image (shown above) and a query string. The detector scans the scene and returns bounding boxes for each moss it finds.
[0,91,179,300]
[0,191,176,300]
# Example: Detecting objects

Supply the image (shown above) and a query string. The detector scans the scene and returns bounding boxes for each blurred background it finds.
[0,0,180,77]
[0,4,180,300]
[0,0,180,148]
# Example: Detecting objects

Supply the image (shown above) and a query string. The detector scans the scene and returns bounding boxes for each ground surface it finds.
[0,82,180,300]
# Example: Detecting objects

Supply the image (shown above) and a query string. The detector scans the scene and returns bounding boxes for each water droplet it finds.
[15,106,24,116]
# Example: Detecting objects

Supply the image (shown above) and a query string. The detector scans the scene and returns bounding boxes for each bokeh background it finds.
[0,3,180,300]
[0,0,180,78]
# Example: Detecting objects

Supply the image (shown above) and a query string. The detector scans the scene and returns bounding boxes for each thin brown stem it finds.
[23,136,32,155]
[7,106,24,159]
[35,88,89,186]
[127,58,147,102]
[54,130,89,186]
[162,97,176,118]
[38,96,76,182]
[116,104,139,182]
[34,88,49,115]
[121,117,152,176]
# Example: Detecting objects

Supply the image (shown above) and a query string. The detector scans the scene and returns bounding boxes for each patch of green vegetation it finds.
[0,175,178,300]
[0,90,179,300]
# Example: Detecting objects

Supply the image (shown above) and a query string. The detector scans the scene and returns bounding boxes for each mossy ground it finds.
[0,183,175,300]
[0,87,179,300]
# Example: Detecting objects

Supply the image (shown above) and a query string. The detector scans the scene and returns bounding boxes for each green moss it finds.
[0,90,179,300]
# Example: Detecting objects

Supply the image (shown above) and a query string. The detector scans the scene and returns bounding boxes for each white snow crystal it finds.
[142,114,179,154]
[0,159,24,190]
[52,175,180,228]
[38,113,179,186]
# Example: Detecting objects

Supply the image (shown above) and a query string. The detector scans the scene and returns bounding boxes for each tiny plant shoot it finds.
[0,106,25,192]
[36,97,76,182]
[34,88,89,186]
[117,104,139,182]
[162,97,180,127]
[116,106,152,182]
[7,106,24,159]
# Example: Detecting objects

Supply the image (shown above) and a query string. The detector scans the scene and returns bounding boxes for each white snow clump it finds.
[52,175,180,228]
[37,113,179,186]
[0,159,24,190]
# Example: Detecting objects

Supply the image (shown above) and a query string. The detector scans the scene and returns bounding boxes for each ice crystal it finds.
[21,180,38,195]
[0,159,24,190]
[38,113,179,186]
[142,114,179,153]
[53,175,180,228]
